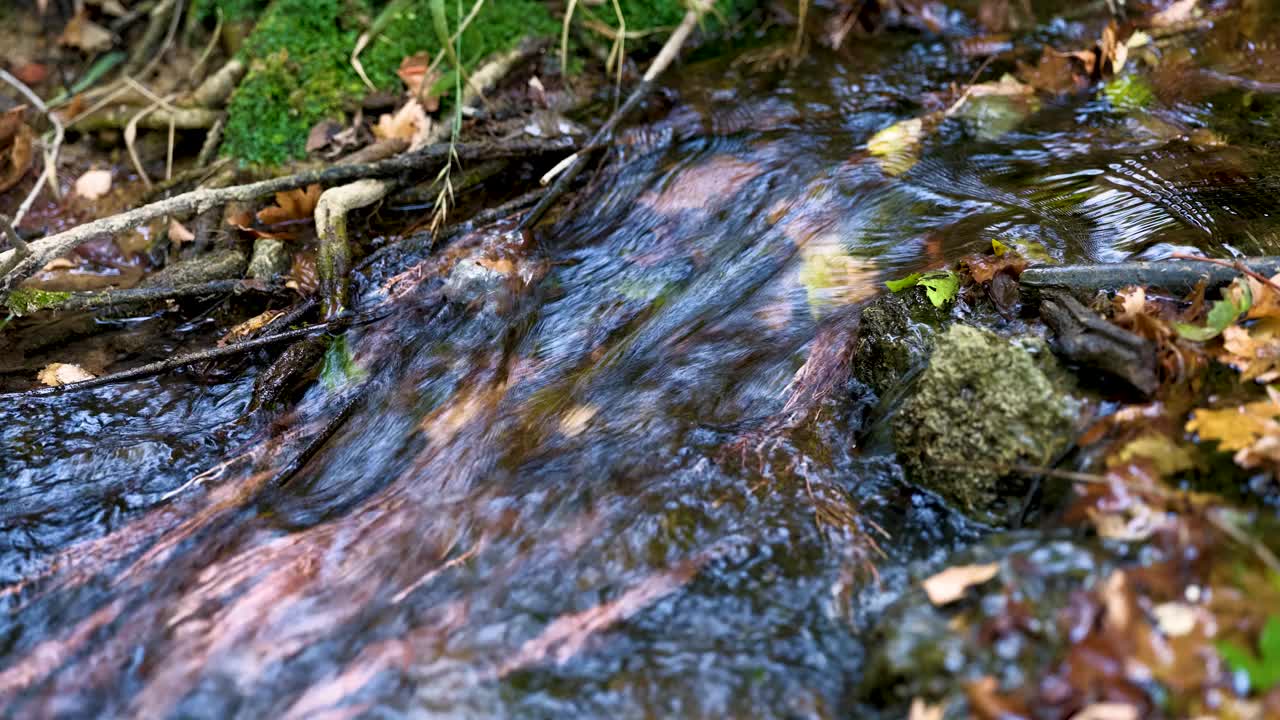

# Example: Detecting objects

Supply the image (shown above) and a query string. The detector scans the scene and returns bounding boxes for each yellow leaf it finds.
[1186,399,1280,452]
[1108,433,1194,476]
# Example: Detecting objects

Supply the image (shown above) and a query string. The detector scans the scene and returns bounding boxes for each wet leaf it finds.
[1219,319,1280,383]
[36,363,95,387]
[1103,75,1156,113]
[1108,434,1194,477]
[922,563,999,605]
[885,272,923,292]
[73,169,113,200]
[257,185,321,227]
[1217,615,1280,693]
[867,115,933,176]
[1186,398,1280,453]
[1174,279,1251,341]
[918,271,959,308]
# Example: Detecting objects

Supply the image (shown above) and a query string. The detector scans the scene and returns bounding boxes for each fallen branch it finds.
[0,137,576,294]
[17,278,275,314]
[3,312,378,398]
[519,0,713,230]
[1018,256,1280,302]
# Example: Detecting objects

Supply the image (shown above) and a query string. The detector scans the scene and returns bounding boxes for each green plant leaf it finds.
[885,273,923,292]
[918,271,959,308]
[1175,279,1252,341]
[1217,614,1280,693]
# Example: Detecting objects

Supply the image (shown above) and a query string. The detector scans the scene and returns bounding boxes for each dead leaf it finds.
[1150,0,1198,27]
[37,363,95,387]
[257,184,321,227]
[922,563,999,605]
[219,308,284,346]
[373,100,432,151]
[13,62,49,86]
[0,108,34,193]
[1219,319,1280,383]
[74,169,113,200]
[396,52,441,112]
[1187,392,1280,473]
[286,250,319,295]
[167,218,195,245]
[1068,703,1140,720]
[908,697,945,720]
[58,10,114,53]
[306,120,344,154]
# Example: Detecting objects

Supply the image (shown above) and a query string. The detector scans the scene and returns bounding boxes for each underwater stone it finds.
[852,287,951,399]
[891,324,1077,526]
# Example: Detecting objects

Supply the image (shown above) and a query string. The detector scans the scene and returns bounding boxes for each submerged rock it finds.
[852,288,951,399]
[892,324,1078,526]
[855,532,1127,717]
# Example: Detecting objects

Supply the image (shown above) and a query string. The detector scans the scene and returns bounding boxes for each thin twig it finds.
[520,0,712,230]
[1171,252,1280,296]
[0,68,65,224]
[4,312,380,398]
[0,137,576,292]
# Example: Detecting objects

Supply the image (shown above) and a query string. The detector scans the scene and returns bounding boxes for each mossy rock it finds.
[141,249,248,287]
[852,287,952,399]
[891,324,1078,526]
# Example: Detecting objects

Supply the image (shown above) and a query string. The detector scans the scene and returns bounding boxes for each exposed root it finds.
[316,179,394,319]
[0,137,576,294]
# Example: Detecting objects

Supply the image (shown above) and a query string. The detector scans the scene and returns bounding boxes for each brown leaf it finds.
[74,169,113,200]
[37,363,95,387]
[373,100,432,151]
[257,185,321,226]
[13,63,49,86]
[396,52,441,112]
[1218,318,1280,383]
[1017,47,1089,95]
[286,250,319,296]
[58,10,114,53]
[306,120,343,154]
[0,112,34,193]
[922,563,999,605]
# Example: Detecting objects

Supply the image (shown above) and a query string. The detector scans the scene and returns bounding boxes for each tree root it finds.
[2,312,381,398]
[316,178,393,319]
[14,278,280,315]
[0,137,577,295]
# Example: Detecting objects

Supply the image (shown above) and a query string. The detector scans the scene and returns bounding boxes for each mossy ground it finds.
[206,0,759,165]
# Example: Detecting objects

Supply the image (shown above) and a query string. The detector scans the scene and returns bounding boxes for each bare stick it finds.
[519,0,712,230]
[19,278,277,313]
[4,313,377,398]
[0,137,575,293]
[0,68,66,224]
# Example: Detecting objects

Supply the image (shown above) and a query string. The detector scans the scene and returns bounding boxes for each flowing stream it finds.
[5,15,1280,718]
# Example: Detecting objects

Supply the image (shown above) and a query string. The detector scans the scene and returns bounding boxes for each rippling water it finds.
[5,13,1280,717]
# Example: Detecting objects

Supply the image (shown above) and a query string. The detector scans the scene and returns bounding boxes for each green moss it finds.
[892,325,1078,526]
[222,0,371,165]
[359,0,560,91]
[5,288,71,316]
[192,0,269,21]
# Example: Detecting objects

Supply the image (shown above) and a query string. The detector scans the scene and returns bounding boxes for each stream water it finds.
[5,12,1280,718]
